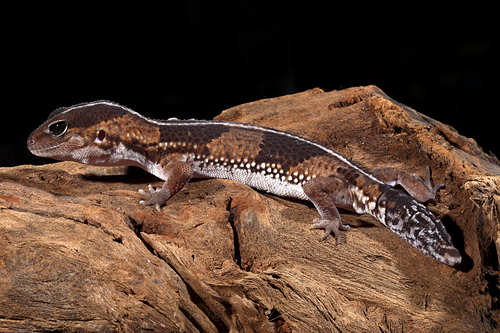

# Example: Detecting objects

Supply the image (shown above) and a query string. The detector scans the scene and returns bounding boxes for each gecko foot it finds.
[423,166,444,200]
[312,218,350,244]
[139,184,165,211]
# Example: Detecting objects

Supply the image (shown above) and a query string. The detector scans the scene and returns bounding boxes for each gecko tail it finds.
[374,188,462,267]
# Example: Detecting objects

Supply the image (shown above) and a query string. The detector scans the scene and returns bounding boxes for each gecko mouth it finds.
[27,138,67,156]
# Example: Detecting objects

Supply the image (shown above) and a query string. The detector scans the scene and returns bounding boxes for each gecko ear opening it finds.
[48,120,68,137]
[96,130,106,142]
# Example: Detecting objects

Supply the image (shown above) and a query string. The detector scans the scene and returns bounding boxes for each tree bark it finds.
[1,86,498,332]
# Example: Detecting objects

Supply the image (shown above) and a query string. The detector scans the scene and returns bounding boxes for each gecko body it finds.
[27,101,461,266]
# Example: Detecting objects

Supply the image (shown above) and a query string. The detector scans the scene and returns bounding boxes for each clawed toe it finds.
[138,185,163,211]
[312,218,350,244]
[431,183,444,196]
[423,166,444,200]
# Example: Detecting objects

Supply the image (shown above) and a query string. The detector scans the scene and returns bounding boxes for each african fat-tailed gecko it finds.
[27,101,462,266]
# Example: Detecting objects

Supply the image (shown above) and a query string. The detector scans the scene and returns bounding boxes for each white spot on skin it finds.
[376,206,386,224]
[193,162,307,200]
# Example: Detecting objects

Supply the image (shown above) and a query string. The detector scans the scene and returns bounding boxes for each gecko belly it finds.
[193,164,308,200]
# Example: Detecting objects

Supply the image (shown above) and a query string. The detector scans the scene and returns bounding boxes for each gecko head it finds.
[27,101,134,165]
[379,190,462,267]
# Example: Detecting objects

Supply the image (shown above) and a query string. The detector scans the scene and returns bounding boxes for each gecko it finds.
[27,101,462,266]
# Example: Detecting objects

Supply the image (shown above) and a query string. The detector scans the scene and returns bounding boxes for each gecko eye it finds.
[48,120,68,137]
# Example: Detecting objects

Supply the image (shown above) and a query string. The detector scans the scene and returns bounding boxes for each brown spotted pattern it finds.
[206,127,265,165]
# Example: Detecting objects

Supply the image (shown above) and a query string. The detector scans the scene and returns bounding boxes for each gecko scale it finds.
[27,101,462,266]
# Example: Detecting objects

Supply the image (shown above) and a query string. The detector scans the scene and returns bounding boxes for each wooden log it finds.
[0,86,498,332]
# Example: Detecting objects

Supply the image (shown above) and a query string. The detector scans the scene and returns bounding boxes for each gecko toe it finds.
[312,218,349,244]
[138,185,165,208]
[432,183,444,197]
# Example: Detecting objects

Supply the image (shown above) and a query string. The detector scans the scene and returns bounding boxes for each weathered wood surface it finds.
[1,86,498,332]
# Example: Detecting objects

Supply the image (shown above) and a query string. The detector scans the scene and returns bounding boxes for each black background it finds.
[2,1,497,167]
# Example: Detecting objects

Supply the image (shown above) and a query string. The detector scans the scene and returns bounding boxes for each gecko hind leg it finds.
[303,176,351,244]
[139,161,193,210]
[372,166,443,203]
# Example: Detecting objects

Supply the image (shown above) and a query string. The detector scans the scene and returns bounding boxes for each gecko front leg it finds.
[139,161,193,210]
[302,176,352,243]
